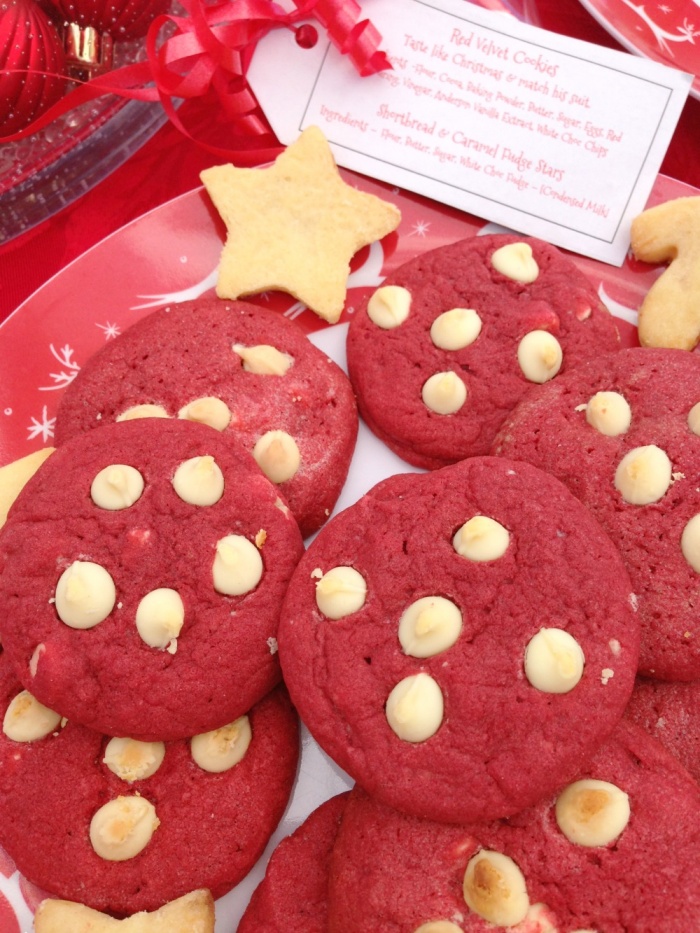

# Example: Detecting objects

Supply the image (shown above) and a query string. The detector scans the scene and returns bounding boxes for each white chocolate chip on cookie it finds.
[191,716,252,773]
[398,596,462,658]
[315,566,367,619]
[524,628,585,694]
[252,430,300,484]
[172,455,224,506]
[422,371,467,415]
[89,796,159,861]
[178,397,232,432]
[385,672,443,742]
[614,445,672,504]
[55,560,116,629]
[585,391,631,437]
[555,778,630,847]
[233,343,293,375]
[681,514,700,573]
[367,285,411,329]
[688,402,700,436]
[517,330,562,384]
[491,241,539,283]
[117,404,170,421]
[453,515,510,562]
[135,588,185,650]
[91,464,145,510]
[414,923,463,933]
[103,738,166,782]
[213,534,264,595]
[421,371,467,415]
[463,849,530,926]
[3,691,61,742]
[430,307,482,351]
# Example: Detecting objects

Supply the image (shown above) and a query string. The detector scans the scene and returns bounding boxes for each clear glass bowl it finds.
[0,36,169,245]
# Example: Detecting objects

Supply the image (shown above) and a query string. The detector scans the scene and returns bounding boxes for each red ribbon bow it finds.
[0,0,392,160]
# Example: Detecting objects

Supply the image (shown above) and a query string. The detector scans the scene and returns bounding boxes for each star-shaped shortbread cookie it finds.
[200,126,401,323]
[33,889,215,932]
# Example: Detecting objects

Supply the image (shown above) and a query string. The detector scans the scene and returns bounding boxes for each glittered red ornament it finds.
[0,0,67,133]
[47,0,172,41]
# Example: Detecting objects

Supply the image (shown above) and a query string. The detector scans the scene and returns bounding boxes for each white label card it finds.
[248,0,692,265]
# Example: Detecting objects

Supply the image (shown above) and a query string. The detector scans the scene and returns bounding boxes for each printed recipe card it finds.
[249,0,692,265]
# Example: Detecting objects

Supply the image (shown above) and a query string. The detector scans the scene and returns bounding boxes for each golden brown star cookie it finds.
[630,196,700,350]
[200,126,401,323]
[34,889,215,933]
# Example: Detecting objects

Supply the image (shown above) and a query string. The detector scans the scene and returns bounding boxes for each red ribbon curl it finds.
[0,0,392,160]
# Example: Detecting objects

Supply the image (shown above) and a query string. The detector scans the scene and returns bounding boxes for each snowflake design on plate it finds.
[621,0,700,57]
[38,344,79,392]
[27,406,56,443]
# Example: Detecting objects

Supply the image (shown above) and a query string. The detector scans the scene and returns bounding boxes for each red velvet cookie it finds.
[346,234,619,469]
[54,297,358,537]
[493,346,700,681]
[278,456,639,824]
[0,653,299,915]
[0,418,304,740]
[238,792,349,933]
[328,721,700,933]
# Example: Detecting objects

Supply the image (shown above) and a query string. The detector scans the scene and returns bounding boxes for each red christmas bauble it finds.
[46,0,171,41]
[0,0,67,134]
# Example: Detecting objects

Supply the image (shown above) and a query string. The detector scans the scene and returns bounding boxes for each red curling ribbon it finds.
[0,0,392,161]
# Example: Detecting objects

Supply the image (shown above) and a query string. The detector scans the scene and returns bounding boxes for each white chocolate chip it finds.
[463,850,530,927]
[524,628,585,694]
[422,372,467,415]
[178,396,232,432]
[213,535,264,596]
[601,668,614,685]
[555,779,630,847]
[453,515,510,562]
[517,330,563,384]
[3,691,61,742]
[172,455,224,506]
[614,445,672,505]
[116,404,170,421]
[585,391,631,437]
[414,923,463,933]
[29,644,45,677]
[190,716,252,773]
[103,737,166,782]
[398,596,462,658]
[55,561,116,630]
[688,402,700,436]
[315,566,367,619]
[90,464,145,511]
[252,431,300,485]
[430,308,482,351]
[681,514,700,573]
[385,672,444,742]
[367,285,411,329]
[491,241,539,283]
[233,343,293,375]
[135,588,185,650]
[89,796,159,861]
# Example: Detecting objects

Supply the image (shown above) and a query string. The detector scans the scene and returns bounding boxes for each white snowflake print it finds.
[409,219,431,237]
[39,344,80,392]
[27,406,55,443]
[96,321,121,340]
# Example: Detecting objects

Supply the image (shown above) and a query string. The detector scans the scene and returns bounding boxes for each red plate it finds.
[577,0,700,101]
[0,170,697,929]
